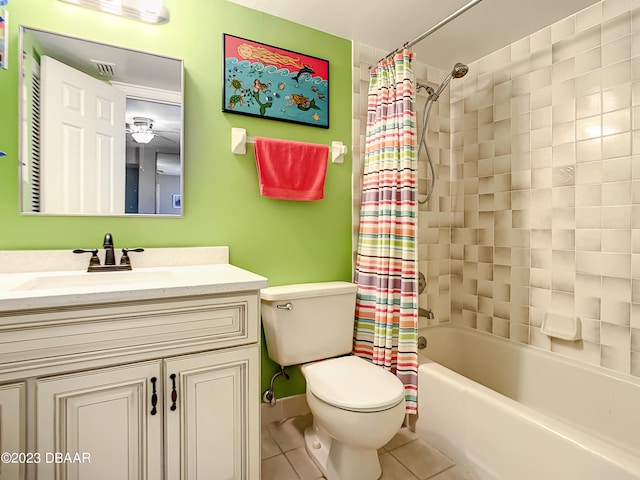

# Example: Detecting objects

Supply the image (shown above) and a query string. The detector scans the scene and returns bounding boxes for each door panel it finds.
[36,361,162,480]
[164,347,260,480]
[0,384,25,480]
[40,55,126,214]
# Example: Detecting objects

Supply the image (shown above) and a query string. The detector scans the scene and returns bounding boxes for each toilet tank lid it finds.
[261,281,357,301]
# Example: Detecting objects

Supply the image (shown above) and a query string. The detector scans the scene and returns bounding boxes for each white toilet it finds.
[261,281,406,480]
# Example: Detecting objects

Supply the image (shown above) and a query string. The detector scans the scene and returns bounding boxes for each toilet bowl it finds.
[260,282,407,480]
[301,355,406,480]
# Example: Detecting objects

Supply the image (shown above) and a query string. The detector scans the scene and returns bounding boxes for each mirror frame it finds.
[18,26,185,217]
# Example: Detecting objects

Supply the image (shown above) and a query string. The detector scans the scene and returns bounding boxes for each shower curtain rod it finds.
[372,0,483,66]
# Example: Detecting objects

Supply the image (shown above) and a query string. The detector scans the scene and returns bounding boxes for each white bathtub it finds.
[414,325,640,480]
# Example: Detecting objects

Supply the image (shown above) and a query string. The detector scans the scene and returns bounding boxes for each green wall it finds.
[0,0,353,398]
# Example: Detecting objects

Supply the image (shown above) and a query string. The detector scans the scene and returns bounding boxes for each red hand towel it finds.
[254,137,329,201]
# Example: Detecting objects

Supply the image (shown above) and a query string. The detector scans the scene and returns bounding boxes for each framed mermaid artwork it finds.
[0,9,7,70]
[222,34,329,128]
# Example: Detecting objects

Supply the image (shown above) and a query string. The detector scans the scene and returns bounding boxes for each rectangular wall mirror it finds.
[19,26,184,216]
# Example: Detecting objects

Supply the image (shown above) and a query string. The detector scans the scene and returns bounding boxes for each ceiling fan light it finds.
[131,131,155,144]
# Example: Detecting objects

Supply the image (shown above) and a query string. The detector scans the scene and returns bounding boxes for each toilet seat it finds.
[302,356,405,412]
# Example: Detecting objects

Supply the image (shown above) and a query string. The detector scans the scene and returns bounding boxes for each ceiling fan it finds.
[126,117,178,144]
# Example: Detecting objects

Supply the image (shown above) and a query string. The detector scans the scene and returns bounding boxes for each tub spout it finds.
[419,307,434,319]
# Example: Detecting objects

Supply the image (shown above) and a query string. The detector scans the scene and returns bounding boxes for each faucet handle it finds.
[120,248,145,266]
[73,248,101,267]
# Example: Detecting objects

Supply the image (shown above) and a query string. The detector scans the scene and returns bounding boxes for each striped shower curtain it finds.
[353,49,419,414]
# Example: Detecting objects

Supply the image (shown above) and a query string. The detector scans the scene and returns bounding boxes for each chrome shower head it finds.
[428,62,469,102]
[452,62,469,78]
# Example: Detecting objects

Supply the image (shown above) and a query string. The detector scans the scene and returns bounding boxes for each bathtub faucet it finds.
[419,307,435,319]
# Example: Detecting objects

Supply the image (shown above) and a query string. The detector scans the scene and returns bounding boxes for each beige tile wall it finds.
[449,0,640,377]
[354,0,640,380]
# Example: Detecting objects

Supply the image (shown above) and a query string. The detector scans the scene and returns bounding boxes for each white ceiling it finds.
[227,0,601,70]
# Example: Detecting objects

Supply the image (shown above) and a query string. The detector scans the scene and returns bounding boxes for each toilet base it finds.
[304,423,382,480]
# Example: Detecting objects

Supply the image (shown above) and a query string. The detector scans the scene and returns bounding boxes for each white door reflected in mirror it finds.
[40,55,126,214]
[19,26,184,216]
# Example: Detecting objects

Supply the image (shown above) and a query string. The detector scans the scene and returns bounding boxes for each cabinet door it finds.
[165,346,260,480]
[36,361,162,480]
[0,383,25,480]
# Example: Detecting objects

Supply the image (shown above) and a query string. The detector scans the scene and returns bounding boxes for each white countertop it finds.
[0,247,268,312]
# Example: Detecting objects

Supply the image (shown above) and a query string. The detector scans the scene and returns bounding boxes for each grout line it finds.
[282,452,304,480]
[430,464,457,478]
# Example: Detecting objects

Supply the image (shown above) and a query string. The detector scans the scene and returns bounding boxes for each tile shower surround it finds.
[353,0,640,378]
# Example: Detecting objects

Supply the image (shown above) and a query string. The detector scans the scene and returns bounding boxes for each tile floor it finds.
[261,413,476,480]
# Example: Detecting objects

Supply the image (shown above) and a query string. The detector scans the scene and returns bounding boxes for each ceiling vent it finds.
[91,59,116,76]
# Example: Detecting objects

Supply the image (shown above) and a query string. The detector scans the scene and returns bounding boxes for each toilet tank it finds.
[260,281,357,367]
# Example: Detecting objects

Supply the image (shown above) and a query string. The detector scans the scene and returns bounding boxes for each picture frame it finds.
[223,34,329,128]
[172,194,181,209]
[0,9,7,70]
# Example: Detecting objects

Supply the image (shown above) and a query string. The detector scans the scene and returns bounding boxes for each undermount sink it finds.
[12,269,176,291]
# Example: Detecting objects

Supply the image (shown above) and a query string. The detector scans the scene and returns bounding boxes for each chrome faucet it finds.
[74,233,144,272]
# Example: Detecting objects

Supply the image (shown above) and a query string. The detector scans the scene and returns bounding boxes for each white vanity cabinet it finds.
[35,346,259,480]
[0,250,267,480]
